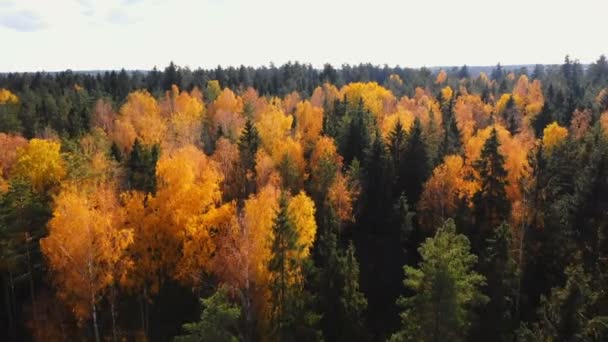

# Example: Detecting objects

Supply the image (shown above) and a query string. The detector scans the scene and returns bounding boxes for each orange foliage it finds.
[282,92,301,114]
[0,133,27,178]
[454,93,493,142]
[40,185,133,322]
[91,99,116,133]
[418,155,478,228]
[327,173,355,223]
[435,70,448,84]
[211,138,241,199]
[570,109,592,140]
[311,83,340,109]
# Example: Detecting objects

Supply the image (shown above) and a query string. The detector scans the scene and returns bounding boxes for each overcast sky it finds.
[0,0,606,72]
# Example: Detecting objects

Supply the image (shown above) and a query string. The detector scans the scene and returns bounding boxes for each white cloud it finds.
[0,9,45,32]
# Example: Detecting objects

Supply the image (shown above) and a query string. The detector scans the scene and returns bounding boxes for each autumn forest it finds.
[1,57,608,341]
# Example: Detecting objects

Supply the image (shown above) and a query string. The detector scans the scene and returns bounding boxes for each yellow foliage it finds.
[212,88,245,141]
[163,85,205,147]
[381,108,415,140]
[0,88,19,104]
[341,82,395,122]
[495,93,512,115]
[287,192,317,258]
[13,139,65,192]
[441,86,453,103]
[294,101,323,150]
[243,184,280,287]
[542,122,568,152]
[255,104,293,155]
[125,145,227,290]
[113,90,166,152]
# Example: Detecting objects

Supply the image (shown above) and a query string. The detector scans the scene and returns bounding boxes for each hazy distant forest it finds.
[1,56,608,341]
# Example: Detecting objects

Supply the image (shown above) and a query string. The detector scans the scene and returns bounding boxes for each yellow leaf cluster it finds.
[163,85,205,148]
[212,88,245,140]
[340,82,395,122]
[542,122,568,152]
[287,192,317,258]
[13,139,65,192]
[0,88,19,104]
[295,101,324,150]
[255,104,293,155]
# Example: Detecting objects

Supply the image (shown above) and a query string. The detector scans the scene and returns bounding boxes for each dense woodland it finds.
[1,56,608,341]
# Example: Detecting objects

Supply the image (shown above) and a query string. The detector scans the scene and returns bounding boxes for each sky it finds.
[0,0,606,72]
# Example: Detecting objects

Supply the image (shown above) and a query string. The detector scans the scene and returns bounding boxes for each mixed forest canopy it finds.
[1,55,608,341]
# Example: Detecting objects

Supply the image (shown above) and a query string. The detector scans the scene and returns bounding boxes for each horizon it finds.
[1,0,606,72]
[0,60,588,74]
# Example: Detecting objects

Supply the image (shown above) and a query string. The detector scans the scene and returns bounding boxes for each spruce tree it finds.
[475,222,519,342]
[127,139,160,194]
[268,195,321,341]
[472,128,510,249]
[403,118,429,205]
[237,118,260,195]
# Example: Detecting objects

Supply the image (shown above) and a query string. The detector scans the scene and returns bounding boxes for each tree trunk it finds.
[91,296,101,342]
[25,233,38,331]
[110,286,118,342]
[3,274,16,342]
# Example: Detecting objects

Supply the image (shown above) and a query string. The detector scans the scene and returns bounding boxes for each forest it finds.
[1,56,608,341]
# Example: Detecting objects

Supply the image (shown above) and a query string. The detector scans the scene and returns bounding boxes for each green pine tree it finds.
[390,219,488,342]
[174,286,241,342]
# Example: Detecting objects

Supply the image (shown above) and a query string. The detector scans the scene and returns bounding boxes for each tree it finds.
[390,219,488,342]
[403,118,429,204]
[268,194,321,341]
[40,185,133,342]
[12,139,65,193]
[317,208,368,342]
[387,119,408,194]
[174,286,241,342]
[475,222,519,342]
[517,259,608,341]
[542,122,568,153]
[418,155,477,229]
[126,139,159,193]
[238,118,260,196]
[472,128,510,249]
